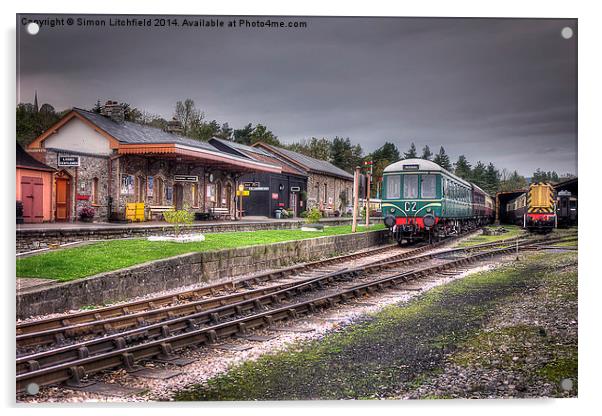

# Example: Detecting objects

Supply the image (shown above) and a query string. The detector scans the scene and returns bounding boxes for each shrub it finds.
[299,210,307,218]
[305,207,322,224]
[78,205,95,221]
[163,208,195,236]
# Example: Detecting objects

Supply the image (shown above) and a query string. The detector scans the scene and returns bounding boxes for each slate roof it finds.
[73,108,219,153]
[209,138,306,176]
[254,143,354,180]
[16,143,55,171]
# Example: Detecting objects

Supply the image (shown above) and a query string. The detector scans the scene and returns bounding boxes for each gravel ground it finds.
[402,252,578,399]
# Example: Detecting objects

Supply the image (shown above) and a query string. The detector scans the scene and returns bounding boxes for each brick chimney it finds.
[101,100,125,123]
[166,117,183,134]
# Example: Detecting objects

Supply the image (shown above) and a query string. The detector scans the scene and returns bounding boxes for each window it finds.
[421,175,436,198]
[121,174,134,195]
[91,177,99,204]
[386,175,401,199]
[403,175,418,199]
[192,183,199,207]
[206,183,216,204]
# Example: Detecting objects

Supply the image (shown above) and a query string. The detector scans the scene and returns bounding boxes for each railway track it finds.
[15,232,571,394]
[16,229,488,342]
[16,230,544,351]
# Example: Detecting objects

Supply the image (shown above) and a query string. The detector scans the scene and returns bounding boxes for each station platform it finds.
[16,217,382,254]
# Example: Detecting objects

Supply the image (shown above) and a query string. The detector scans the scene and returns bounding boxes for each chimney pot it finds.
[166,118,183,134]
[101,100,125,123]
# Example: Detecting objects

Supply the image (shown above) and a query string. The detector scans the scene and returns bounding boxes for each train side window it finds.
[386,175,401,199]
[404,175,418,199]
[421,175,436,198]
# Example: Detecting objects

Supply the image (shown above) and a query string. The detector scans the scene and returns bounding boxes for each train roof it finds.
[383,158,471,187]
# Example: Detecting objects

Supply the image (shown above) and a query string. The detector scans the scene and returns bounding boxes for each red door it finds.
[21,176,44,223]
[55,177,70,221]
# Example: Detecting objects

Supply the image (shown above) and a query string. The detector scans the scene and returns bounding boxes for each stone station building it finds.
[26,102,281,222]
[252,143,355,214]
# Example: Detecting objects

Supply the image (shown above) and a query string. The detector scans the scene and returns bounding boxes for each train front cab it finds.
[382,170,442,244]
[526,183,556,233]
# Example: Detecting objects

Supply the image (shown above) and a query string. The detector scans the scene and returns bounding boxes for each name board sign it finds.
[248,187,269,191]
[58,155,80,167]
[174,175,199,182]
[403,164,420,171]
[290,186,301,192]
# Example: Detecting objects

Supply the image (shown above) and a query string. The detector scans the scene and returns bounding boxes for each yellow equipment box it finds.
[126,202,145,222]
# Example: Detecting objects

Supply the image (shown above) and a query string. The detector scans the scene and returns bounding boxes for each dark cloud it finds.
[17,15,577,175]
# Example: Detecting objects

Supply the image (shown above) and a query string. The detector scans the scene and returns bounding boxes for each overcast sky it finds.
[17,15,577,176]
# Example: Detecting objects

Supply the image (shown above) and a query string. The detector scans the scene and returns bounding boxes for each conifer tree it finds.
[420,145,433,160]
[433,146,452,170]
[403,142,417,158]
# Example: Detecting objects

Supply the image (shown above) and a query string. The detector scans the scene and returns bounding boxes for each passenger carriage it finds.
[381,158,494,244]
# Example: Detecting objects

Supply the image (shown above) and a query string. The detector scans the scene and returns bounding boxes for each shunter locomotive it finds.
[505,183,556,233]
[381,158,495,245]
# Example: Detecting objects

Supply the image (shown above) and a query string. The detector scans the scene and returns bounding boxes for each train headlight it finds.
[423,214,436,228]
[384,215,396,228]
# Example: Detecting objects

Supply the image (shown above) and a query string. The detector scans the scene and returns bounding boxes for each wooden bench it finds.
[147,205,175,221]
[209,207,231,220]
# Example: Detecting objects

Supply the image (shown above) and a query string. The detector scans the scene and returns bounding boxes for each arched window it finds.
[91,177,99,204]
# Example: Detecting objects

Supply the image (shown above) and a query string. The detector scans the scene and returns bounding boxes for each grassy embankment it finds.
[16,224,385,282]
[174,250,577,401]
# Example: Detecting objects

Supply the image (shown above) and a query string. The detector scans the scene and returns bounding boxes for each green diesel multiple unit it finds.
[382,158,494,244]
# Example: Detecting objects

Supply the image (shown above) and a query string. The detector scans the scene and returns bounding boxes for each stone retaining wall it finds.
[16,217,382,253]
[17,229,389,319]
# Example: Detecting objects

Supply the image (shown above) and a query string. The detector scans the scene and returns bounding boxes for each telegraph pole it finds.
[352,166,360,233]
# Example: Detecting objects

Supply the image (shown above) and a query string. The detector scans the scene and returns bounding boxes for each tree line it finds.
[16,98,574,195]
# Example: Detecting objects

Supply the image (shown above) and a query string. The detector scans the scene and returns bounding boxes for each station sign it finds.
[174,175,199,182]
[248,186,269,191]
[58,155,80,167]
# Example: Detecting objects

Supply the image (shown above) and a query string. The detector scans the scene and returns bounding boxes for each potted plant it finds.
[78,205,96,222]
[302,207,324,231]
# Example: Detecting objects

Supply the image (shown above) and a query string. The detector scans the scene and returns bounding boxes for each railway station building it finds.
[25,102,281,222]
[209,138,308,217]
[252,143,355,215]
